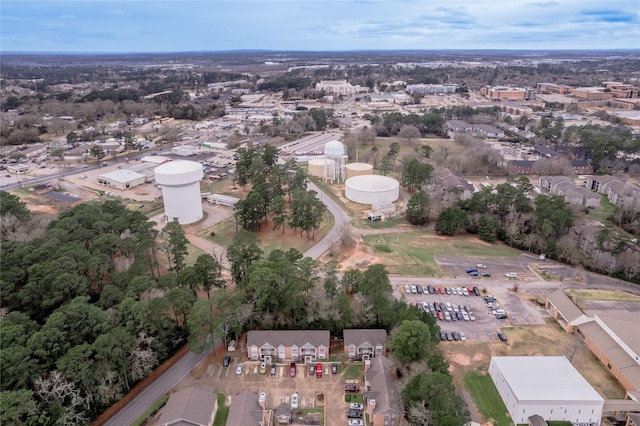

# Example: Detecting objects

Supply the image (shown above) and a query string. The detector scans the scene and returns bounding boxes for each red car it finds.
[345,384,360,393]
[289,362,296,377]
[315,363,323,378]
[438,287,446,295]
[437,311,445,321]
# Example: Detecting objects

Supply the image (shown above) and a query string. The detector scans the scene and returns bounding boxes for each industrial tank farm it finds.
[154,160,204,224]
[345,175,400,204]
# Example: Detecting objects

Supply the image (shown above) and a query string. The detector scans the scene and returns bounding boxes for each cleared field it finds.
[363,231,520,276]
[566,288,640,302]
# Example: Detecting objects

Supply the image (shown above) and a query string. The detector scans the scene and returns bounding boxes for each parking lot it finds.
[179,357,363,426]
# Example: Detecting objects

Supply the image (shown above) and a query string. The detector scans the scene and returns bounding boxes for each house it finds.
[226,390,264,426]
[538,176,600,208]
[570,159,594,175]
[19,144,47,158]
[343,329,387,360]
[584,175,622,194]
[606,181,640,207]
[434,168,475,200]
[533,144,561,159]
[158,386,218,426]
[489,356,604,425]
[364,355,405,426]
[446,119,472,133]
[509,160,535,174]
[246,330,329,362]
[473,124,504,139]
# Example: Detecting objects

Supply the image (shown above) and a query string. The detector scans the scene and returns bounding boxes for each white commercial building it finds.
[489,356,604,425]
[154,160,204,224]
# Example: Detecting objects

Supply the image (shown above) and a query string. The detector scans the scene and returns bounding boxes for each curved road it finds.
[304,180,351,259]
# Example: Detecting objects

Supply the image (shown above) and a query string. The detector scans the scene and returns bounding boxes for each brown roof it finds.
[546,289,587,323]
[158,386,217,426]
[365,355,404,417]
[246,330,329,348]
[344,329,387,348]
[226,390,263,426]
[596,313,640,360]
[579,320,640,392]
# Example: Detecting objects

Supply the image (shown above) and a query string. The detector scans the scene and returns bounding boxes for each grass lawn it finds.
[464,372,512,426]
[212,393,229,426]
[131,394,169,426]
[566,288,640,302]
[343,365,363,379]
[344,393,365,403]
[587,195,616,223]
[362,230,520,276]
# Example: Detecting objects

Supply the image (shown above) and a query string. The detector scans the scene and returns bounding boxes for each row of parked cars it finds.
[484,295,508,319]
[405,284,481,297]
[420,301,477,322]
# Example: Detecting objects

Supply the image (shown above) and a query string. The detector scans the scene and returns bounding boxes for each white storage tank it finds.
[345,162,373,180]
[154,160,204,224]
[345,175,399,205]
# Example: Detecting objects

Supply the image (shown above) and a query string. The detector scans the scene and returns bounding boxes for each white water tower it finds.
[154,160,204,224]
[323,140,347,182]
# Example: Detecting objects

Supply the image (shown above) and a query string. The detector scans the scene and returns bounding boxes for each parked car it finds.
[459,332,467,341]
[315,363,323,378]
[440,331,447,340]
[410,285,417,293]
[445,287,452,295]
[427,285,434,294]
[462,287,469,296]
[270,364,277,375]
[498,333,508,342]
[469,312,476,321]
[416,285,423,294]
[348,420,364,426]
[466,267,478,273]
[446,332,453,341]
[345,384,360,393]
[481,272,492,277]
[437,311,445,321]
[290,362,297,377]
[444,312,451,321]
[456,312,463,321]
[477,264,487,269]
[349,403,364,410]
[291,392,299,409]
[505,272,517,278]
[438,287,446,294]
[473,287,481,296]
[404,284,411,293]
[462,312,470,321]
[496,313,508,320]
[223,356,231,367]
[347,411,363,419]
[260,362,266,374]
[463,305,471,312]
[456,288,463,296]
[469,271,479,277]
[309,363,316,376]
[452,331,460,341]
[235,364,244,375]
[331,363,338,374]
[445,302,452,311]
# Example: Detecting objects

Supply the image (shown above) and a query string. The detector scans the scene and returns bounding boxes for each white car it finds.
[349,403,364,410]
[462,287,469,296]
[404,284,411,293]
[291,392,299,409]
[348,420,364,426]
[410,285,417,294]
[462,312,470,321]
[459,332,467,341]
[477,264,487,269]
[469,312,476,321]
[235,364,244,375]
[505,272,517,278]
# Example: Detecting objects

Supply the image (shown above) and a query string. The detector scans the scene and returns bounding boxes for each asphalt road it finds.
[103,348,212,426]
[303,180,351,259]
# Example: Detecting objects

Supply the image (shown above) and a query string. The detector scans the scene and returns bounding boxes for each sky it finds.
[1,0,639,53]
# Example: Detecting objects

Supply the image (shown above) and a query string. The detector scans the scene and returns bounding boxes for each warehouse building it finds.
[489,356,604,425]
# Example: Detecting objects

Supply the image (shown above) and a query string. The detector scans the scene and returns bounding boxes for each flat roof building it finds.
[489,356,604,425]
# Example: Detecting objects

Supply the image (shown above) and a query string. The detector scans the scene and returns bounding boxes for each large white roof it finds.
[155,160,202,175]
[492,356,604,402]
[323,140,345,156]
[98,169,145,183]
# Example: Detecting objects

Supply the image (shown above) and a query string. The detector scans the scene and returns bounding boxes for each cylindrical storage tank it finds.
[154,160,204,224]
[345,163,373,180]
[308,158,334,178]
[345,175,399,204]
